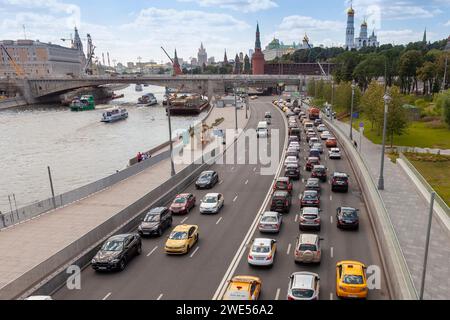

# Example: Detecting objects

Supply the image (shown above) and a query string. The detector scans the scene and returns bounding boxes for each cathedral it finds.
[345,4,379,50]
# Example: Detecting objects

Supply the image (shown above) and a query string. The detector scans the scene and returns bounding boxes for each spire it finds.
[200,42,204,50]
[224,49,228,64]
[73,26,83,52]
[423,28,427,43]
[173,48,182,76]
[255,22,261,50]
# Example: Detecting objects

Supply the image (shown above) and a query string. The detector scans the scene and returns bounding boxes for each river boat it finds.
[137,93,158,106]
[101,107,128,123]
[70,95,95,111]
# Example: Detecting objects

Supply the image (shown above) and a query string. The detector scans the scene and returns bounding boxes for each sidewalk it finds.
[0,104,248,299]
[332,119,450,299]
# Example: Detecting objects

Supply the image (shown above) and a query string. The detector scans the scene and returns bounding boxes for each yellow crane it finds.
[0,44,26,77]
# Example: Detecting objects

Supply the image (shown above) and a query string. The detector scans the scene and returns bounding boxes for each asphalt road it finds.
[54,96,389,300]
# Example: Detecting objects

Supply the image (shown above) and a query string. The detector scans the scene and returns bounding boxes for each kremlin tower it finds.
[345,4,355,49]
[251,23,265,75]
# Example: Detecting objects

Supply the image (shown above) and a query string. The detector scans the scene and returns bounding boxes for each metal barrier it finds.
[399,153,450,217]
[0,145,183,229]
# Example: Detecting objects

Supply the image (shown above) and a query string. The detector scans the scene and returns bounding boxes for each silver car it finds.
[199,193,224,214]
[299,207,321,231]
[258,211,282,233]
[312,143,323,154]
[287,272,320,300]
[294,233,322,264]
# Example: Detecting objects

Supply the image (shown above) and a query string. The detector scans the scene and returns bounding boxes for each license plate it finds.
[98,267,107,270]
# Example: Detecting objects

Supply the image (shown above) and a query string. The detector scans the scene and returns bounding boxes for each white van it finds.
[257,121,269,138]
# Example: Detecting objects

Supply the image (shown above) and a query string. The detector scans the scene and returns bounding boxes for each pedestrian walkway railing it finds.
[399,153,450,217]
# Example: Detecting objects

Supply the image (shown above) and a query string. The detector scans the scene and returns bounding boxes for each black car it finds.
[138,207,173,237]
[270,191,292,213]
[285,164,300,180]
[91,234,142,272]
[314,119,322,126]
[195,170,219,189]
[336,207,359,230]
[311,165,327,182]
[331,172,349,192]
[290,128,302,139]
[305,178,321,193]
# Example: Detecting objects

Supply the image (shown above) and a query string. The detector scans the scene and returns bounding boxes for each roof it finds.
[253,238,272,246]
[299,234,319,244]
[263,211,279,217]
[302,207,319,214]
[273,190,289,197]
[176,193,191,198]
[333,172,348,177]
[204,193,220,198]
[306,178,320,184]
[172,224,197,232]
[148,207,166,214]
[277,177,290,182]
[108,234,132,241]
[303,190,318,196]
[201,170,215,175]
[292,272,317,289]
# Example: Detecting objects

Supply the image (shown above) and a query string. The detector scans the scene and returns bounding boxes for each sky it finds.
[0,0,449,65]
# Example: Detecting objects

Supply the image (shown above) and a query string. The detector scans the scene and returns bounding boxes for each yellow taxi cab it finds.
[222,276,262,300]
[336,260,368,299]
[164,224,199,254]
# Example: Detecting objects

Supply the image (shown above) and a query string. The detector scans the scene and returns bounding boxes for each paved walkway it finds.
[332,119,450,299]
[390,146,450,156]
[0,104,248,298]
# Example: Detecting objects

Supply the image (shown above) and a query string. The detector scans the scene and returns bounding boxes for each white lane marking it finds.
[233,194,238,202]
[331,246,334,258]
[331,215,334,224]
[275,288,281,300]
[181,217,189,224]
[253,167,257,172]
[102,292,112,300]
[286,243,292,255]
[190,246,200,258]
[295,214,298,222]
[157,294,163,300]
[330,195,333,201]
[216,217,223,225]
[147,246,158,257]
[301,178,305,183]
[231,166,235,171]
[330,293,334,300]
[245,179,249,185]
[219,180,224,185]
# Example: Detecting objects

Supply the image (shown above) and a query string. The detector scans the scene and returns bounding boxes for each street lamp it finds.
[349,81,356,141]
[234,83,238,131]
[377,91,391,190]
[167,98,176,177]
[331,80,334,122]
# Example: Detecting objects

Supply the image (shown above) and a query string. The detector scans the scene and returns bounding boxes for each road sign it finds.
[359,122,364,128]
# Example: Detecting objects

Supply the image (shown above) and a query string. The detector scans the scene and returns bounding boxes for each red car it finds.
[273,177,293,193]
[169,193,196,214]
[305,157,320,171]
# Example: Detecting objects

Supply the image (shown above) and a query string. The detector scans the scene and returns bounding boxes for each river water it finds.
[0,85,206,213]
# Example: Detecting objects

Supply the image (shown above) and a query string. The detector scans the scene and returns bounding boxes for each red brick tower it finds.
[251,23,265,75]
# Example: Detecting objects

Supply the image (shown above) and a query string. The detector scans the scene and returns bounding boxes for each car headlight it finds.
[111,259,120,264]
[138,225,142,230]
[91,258,96,264]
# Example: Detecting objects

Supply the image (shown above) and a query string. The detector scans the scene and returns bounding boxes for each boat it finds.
[135,84,143,92]
[101,107,128,123]
[137,93,158,106]
[111,92,125,100]
[70,95,95,111]
[166,94,209,115]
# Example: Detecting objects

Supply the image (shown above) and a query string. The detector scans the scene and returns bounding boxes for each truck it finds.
[309,107,320,120]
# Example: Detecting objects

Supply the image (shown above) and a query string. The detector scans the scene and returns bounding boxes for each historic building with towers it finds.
[345,4,379,50]
[251,23,265,75]
[197,43,207,67]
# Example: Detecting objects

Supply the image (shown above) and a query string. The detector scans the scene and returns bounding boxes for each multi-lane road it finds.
[54,96,389,300]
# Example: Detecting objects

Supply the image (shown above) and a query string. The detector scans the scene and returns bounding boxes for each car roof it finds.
[306,178,320,183]
[330,148,340,151]
[313,165,326,169]
[291,272,317,290]
[273,190,289,196]
[176,193,190,198]
[300,233,319,244]
[172,224,197,232]
[307,157,319,161]
[286,163,298,168]
[253,238,273,246]
[303,207,319,214]
[108,234,132,241]
[286,156,297,160]
[304,190,318,195]
[201,170,215,175]
[340,262,365,275]
[277,177,290,182]
[204,193,220,197]
[148,207,166,214]
[333,172,348,177]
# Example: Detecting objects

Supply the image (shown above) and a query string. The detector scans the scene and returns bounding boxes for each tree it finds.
[334,81,362,114]
[386,86,409,147]
[435,89,450,127]
[361,81,384,131]
[398,50,423,94]
[353,54,386,91]
[243,55,251,74]
[417,61,437,95]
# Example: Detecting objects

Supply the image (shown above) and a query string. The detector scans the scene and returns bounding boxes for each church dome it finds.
[361,20,367,27]
[347,6,355,15]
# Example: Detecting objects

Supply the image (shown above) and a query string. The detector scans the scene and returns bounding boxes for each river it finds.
[0,85,206,213]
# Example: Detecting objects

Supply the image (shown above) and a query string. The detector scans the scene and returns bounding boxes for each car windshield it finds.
[262,216,277,223]
[144,214,159,222]
[203,196,217,203]
[169,231,188,240]
[304,193,316,199]
[342,210,357,218]
[276,182,287,188]
[174,197,187,204]
[200,174,212,180]
[314,168,325,173]
[252,245,270,253]
[343,275,364,284]
[101,240,124,251]
[225,291,250,300]
[303,214,317,219]
[299,244,317,251]
[291,289,314,299]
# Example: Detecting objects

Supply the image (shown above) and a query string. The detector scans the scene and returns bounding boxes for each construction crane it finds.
[303,34,327,77]
[84,34,96,75]
[0,44,25,77]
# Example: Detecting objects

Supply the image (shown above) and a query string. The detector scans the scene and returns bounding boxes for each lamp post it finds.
[234,83,238,131]
[167,99,176,177]
[349,81,356,141]
[377,91,391,190]
[331,80,334,122]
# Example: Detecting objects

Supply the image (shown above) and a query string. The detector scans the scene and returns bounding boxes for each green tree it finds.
[361,81,384,130]
[386,86,409,147]
[398,50,423,94]
[335,81,362,114]
[353,54,386,91]
[417,61,437,95]
[435,89,450,127]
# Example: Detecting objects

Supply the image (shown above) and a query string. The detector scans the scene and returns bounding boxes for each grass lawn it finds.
[405,153,450,207]
[345,116,450,149]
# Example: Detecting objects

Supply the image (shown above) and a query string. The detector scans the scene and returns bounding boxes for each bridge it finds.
[4,74,329,104]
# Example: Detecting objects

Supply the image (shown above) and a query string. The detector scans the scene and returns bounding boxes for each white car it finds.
[284,156,299,167]
[247,238,277,266]
[24,296,53,300]
[287,272,320,300]
[320,131,332,140]
[288,142,300,152]
[329,148,342,159]
[317,124,327,132]
[258,211,282,233]
[308,137,320,147]
[312,143,323,153]
[199,193,224,214]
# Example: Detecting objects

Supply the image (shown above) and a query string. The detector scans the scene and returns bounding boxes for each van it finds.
[304,122,314,131]
[257,121,269,138]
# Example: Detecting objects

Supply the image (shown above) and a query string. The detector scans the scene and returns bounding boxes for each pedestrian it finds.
[354,140,358,149]
[137,152,142,163]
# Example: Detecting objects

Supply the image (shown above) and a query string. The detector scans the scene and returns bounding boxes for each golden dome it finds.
[347,7,355,15]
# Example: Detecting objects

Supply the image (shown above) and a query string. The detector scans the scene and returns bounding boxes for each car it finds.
[290,127,302,138]
[270,190,292,213]
[326,137,338,148]
[222,276,262,300]
[288,142,300,152]
[199,193,224,214]
[259,211,283,233]
[331,172,349,192]
[250,95,258,100]
[304,122,314,131]
[138,207,173,237]
[306,132,317,143]
[264,112,272,125]
[284,156,299,167]
[309,148,321,159]
[165,224,199,254]
[195,170,219,189]
[257,121,269,138]
[169,193,196,215]
[288,135,299,144]
[286,111,295,118]
[319,131,330,140]
[314,119,322,126]
[299,190,320,208]
[336,261,368,299]
[317,124,327,132]
[299,111,306,117]
[305,157,320,171]
[308,137,320,148]
[312,143,323,154]
[25,296,53,300]
[305,178,321,193]
[273,177,293,193]
[311,165,327,182]
[294,234,322,264]
[286,148,299,158]
[299,207,321,231]
[293,107,301,115]
[336,207,360,230]
[287,272,320,300]
[247,238,277,267]
[285,163,300,180]
[329,147,342,159]
[91,233,142,271]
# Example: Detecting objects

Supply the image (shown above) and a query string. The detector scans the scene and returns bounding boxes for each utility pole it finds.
[377,91,390,190]
[419,192,435,300]
[350,81,356,141]
[167,101,176,177]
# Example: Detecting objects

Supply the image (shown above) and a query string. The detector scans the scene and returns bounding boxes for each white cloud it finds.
[377,29,423,44]
[178,0,278,12]
[445,20,450,26]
